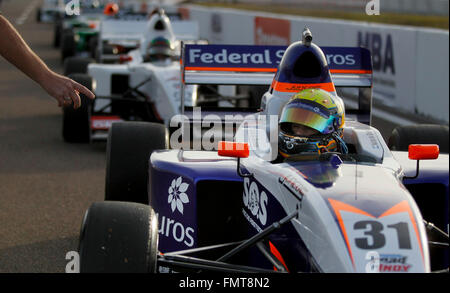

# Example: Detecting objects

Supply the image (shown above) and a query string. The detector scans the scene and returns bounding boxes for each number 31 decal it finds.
[354,221,412,250]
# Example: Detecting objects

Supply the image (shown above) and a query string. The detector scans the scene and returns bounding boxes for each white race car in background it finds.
[61,8,203,143]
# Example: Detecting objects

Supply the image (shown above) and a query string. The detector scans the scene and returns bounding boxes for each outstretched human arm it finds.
[0,15,94,108]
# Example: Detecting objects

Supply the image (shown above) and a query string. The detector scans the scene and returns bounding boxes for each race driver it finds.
[278,88,348,158]
[145,36,175,63]
[0,13,95,109]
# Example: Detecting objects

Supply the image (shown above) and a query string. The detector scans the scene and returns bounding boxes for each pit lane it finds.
[0,0,437,272]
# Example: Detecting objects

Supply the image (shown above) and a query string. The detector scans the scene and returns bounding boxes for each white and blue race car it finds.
[77,29,449,273]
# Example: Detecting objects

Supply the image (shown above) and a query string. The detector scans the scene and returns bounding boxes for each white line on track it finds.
[15,0,40,26]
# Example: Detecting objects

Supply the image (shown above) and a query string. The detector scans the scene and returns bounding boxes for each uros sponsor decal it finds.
[254,17,290,46]
[155,176,195,247]
[156,213,195,247]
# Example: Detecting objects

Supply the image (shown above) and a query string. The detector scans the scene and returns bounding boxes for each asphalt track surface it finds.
[0,0,440,273]
[0,0,105,273]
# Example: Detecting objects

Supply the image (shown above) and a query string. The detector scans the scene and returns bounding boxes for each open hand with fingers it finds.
[0,14,95,110]
[39,71,95,109]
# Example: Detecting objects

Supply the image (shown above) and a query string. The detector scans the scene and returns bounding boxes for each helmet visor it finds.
[280,102,334,134]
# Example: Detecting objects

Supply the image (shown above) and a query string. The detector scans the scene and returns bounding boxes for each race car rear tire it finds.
[388,124,449,153]
[79,201,159,273]
[36,9,42,23]
[63,57,95,76]
[62,74,93,143]
[248,85,269,108]
[105,122,168,204]
[88,35,99,59]
[61,29,76,62]
[53,23,62,48]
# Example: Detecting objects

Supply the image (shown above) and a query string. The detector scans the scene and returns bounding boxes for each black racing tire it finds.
[36,8,42,23]
[61,29,76,62]
[63,56,95,76]
[248,85,269,108]
[79,201,159,273]
[388,124,449,153]
[103,44,116,55]
[62,74,93,143]
[105,122,168,204]
[88,35,99,59]
[53,22,62,48]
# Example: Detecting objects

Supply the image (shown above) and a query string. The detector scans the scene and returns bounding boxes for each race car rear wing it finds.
[100,19,147,42]
[99,20,200,42]
[98,20,200,62]
[181,43,373,125]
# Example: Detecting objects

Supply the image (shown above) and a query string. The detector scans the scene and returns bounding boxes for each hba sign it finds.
[358,32,395,74]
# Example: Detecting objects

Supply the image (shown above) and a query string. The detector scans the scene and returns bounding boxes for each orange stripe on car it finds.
[269,241,289,272]
[328,199,374,269]
[184,66,277,72]
[379,200,425,263]
[329,199,426,270]
[273,81,336,93]
[330,69,372,74]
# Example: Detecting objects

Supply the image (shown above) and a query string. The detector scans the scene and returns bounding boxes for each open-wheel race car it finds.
[61,8,206,143]
[77,29,449,273]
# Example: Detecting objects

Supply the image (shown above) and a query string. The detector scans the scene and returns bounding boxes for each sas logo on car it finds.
[243,177,268,232]
[168,176,190,215]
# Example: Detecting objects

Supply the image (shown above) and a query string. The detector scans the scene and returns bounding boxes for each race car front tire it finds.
[61,29,76,62]
[63,56,95,76]
[105,122,168,204]
[62,74,93,143]
[388,124,449,153]
[79,201,159,273]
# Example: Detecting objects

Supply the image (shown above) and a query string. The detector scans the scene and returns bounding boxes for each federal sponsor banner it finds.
[183,44,286,72]
[324,47,372,73]
[183,44,372,73]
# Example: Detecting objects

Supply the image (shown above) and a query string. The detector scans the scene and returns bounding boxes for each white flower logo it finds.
[168,176,189,214]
